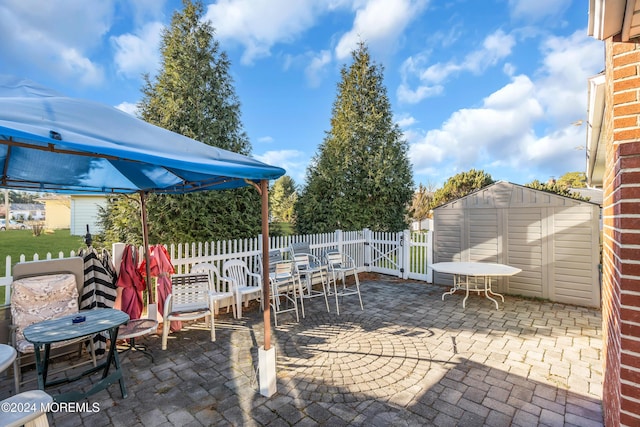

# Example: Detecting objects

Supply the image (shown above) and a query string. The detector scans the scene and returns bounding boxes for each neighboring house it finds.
[588,1,640,425]
[38,195,70,229]
[70,194,108,236]
[410,218,433,232]
[10,203,45,221]
[568,187,604,206]
[432,181,601,308]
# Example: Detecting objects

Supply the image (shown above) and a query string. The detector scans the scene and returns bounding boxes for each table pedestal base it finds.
[117,319,158,363]
[442,274,504,309]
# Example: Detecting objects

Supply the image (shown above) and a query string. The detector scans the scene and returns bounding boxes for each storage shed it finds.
[432,181,601,308]
[70,194,108,236]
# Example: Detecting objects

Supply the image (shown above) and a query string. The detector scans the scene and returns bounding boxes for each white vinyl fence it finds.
[1,228,433,305]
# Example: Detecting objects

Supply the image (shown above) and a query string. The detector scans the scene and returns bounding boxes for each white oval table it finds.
[431,262,522,309]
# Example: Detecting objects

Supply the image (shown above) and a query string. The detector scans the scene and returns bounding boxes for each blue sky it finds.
[0,0,603,189]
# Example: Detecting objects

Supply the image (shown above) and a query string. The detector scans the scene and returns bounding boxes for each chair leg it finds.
[320,271,330,312]
[354,271,364,310]
[235,291,243,319]
[161,319,170,350]
[292,283,299,322]
[209,312,216,342]
[331,271,340,315]
[271,286,279,327]
[13,355,21,393]
[297,279,305,319]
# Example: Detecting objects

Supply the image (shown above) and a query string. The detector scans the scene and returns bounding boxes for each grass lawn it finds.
[1,229,85,305]
[271,222,294,235]
[0,228,85,274]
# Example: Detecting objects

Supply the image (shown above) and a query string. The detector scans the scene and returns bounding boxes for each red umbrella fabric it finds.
[116,244,145,320]
[140,244,181,331]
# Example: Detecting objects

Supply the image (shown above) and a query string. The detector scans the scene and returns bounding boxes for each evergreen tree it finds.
[557,171,587,188]
[429,169,495,209]
[295,42,414,233]
[524,179,590,201]
[270,176,297,223]
[98,0,260,246]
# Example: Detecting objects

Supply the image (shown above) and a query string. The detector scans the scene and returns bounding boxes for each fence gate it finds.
[408,230,432,282]
[365,230,403,277]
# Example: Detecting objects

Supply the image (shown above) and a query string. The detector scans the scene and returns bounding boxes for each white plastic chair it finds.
[222,259,263,319]
[162,273,215,350]
[190,263,235,317]
[2,389,53,427]
[324,249,364,315]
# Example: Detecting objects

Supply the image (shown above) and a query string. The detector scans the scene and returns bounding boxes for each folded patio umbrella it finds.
[140,244,180,331]
[116,245,145,320]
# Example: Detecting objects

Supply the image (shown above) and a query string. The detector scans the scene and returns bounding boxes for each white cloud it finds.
[409,75,543,171]
[409,28,603,185]
[258,136,274,143]
[0,0,113,85]
[115,101,138,116]
[398,29,515,104]
[395,114,417,128]
[202,0,426,66]
[422,30,515,83]
[255,149,308,184]
[112,21,164,79]
[305,50,332,87]
[204,0,323,65]
[509,0,571,22]
[334,0,427,60]
[536,29,604,126]
[397,83,443,104]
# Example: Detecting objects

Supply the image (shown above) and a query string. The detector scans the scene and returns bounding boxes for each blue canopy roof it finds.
[0,76,285,194]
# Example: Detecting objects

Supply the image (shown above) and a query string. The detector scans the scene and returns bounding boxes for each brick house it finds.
[588,1,640,425]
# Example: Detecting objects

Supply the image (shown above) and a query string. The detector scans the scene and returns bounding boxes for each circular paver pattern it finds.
[275,312,435,402]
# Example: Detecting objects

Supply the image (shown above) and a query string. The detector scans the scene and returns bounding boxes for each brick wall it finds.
[603,35,640,426]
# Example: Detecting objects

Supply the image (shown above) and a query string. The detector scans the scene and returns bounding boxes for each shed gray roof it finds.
[433,181,601,210]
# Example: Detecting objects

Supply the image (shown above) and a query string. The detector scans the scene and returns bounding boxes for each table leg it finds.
[441,274,460,301]
[106,326,127,398]
[484,276,504,310]
[32,344,46,390]
[462,275,470,308]
[483,276,503,310]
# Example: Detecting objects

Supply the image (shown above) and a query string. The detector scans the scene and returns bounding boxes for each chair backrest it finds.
[267,250,283,273]
[169,274,211,312]
[290,241,312,255]
[324,250,343,268]
[269,250,283,264]
[190,263,226,293]
[13,257,85,295]
[223,259,259,288]
[11,273,79,352]
[272,260,295,278]
[292,253,311,270]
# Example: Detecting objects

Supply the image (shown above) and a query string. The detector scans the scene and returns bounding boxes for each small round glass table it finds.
[118,319,158,362]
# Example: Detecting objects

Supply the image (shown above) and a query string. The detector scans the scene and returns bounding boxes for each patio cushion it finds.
[11,273,79,353]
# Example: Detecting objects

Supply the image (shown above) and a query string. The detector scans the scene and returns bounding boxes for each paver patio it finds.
[0,276,603,426]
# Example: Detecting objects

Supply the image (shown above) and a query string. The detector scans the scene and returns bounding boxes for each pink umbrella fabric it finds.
[140,244,181,331]
[116,244,145,320]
